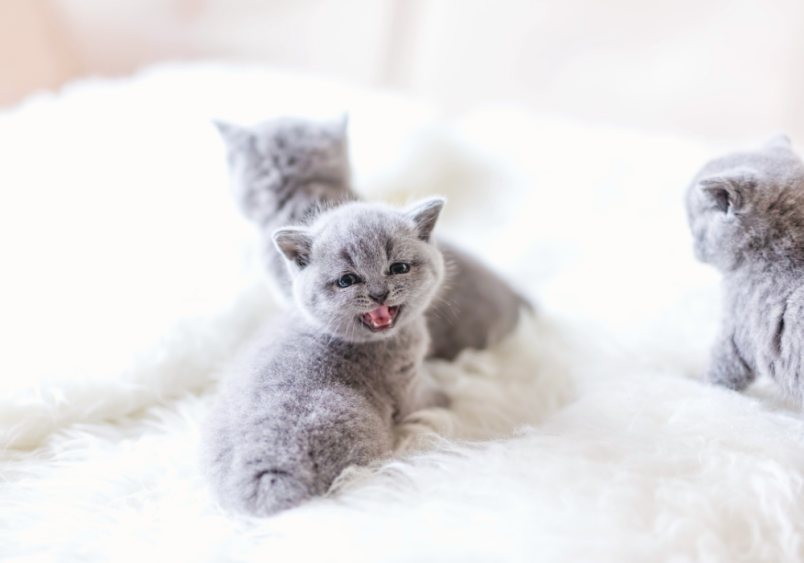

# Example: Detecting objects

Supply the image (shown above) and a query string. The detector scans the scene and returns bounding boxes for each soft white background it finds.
[2,64,803,562]
[3,2,804,561]
[2,0,804,142]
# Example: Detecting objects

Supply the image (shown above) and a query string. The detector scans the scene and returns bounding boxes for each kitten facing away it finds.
[201,197,448,516]
[215,116,530,360]
[686,134,804,400]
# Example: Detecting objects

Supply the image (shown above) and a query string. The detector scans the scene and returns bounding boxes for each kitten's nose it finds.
[368,291,389,304]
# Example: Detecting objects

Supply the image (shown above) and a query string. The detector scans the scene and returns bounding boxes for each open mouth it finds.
[360,305,401,332]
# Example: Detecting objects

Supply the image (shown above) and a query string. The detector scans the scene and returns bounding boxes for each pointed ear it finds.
[698,171,756,214]
[273,227,313,268]
[764,133,792,150]
[338,113,348,136]
[328,113,348,138]
[213,120,252,149]
[405,197,446,241]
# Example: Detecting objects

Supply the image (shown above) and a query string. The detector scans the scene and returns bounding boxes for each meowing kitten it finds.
[202,197,448,516]
[215,116,530,360]
[686,134,804,400]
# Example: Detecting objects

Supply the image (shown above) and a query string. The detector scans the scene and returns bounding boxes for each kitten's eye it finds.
[337,273,360,288]
[389,263,410,275]
[286,156,297,166]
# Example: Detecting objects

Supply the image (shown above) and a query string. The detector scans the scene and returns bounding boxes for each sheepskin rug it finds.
[2,63,803,562]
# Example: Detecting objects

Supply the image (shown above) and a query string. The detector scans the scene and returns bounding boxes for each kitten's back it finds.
[429,240,530,360]
[687,135,804,400]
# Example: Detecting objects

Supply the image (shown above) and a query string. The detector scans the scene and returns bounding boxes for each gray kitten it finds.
[686,135,804,400]
[202,197,447,516]
[215,116,530,360]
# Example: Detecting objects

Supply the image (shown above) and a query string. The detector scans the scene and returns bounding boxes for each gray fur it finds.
[215,116,356,300]
[216,116,530,360]
[201,198,448,516]
[685,135,804,399]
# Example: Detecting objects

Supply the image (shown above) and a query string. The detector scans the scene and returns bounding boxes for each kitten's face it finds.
[686,135,804,271]
[273,199,446,343]
[215,116,349,222]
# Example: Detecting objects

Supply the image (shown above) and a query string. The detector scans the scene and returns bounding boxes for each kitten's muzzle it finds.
[360,305,401,332]
[368,291,389,304]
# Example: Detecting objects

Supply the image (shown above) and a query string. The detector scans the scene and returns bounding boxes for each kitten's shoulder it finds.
[225,312,326,387]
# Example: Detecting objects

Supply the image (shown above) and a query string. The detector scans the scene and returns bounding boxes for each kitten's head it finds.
[685,135,804,271]
[272,197,446,343]
[214,116,350,223]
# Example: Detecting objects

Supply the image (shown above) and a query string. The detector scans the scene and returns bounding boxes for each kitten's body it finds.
[216,116,529,360]
[686,135,804,400]
[202,199,446,516]
[203,311,425,516]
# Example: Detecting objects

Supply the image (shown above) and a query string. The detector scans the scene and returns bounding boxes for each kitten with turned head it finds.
[202,197,448,516]
[215,116,530,361]
[215,117,357,299]
[686,135,804,400]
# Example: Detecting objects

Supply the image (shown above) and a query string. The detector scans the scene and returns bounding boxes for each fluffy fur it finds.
[215,116,356,298]
[216,116,529,360]
[686,135,804,399]
[202,198,448,515]
[6,64,804,562]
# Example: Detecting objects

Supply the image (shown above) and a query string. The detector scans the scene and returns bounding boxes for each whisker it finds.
[427,303,454,326]
[320,313,340,337]
[327,318,345,346]
[430,294,460,321]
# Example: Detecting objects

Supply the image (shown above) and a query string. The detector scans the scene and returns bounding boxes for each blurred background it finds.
[2,0,804,143]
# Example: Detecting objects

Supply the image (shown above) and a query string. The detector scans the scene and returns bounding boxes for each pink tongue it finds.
[365,305,392,327]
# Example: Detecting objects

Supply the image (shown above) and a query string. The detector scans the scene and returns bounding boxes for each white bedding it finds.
[2,63,803,562]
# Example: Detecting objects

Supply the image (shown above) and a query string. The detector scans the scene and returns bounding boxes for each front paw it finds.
[424,389,451,409]
[705,333,755,392]
[706,359,754,391]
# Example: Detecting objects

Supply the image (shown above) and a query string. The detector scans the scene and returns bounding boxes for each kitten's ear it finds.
[273,227,314,268]
[405,197,446,242]
[764,133,793,150]
[338,113,348,136]
[328,113,348,138]
[213,120,252,149]
[698,171,757,214]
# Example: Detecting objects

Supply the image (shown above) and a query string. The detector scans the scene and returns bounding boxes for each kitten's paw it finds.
[705,361,755,391]
[424,389,451,409]
[705,334,755,392]
[706,371,745,391]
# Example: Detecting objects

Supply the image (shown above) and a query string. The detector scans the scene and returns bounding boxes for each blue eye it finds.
[389,263,410,275]
[337,273,360,288]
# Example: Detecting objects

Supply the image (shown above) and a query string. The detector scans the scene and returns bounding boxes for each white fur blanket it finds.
[2,63,803,562]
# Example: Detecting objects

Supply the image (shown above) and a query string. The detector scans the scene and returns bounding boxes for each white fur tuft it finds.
[2,64,801,561]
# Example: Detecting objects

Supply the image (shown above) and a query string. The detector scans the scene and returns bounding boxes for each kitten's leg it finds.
[224,398,392,516]
[395,376,450,423]
[248,467,315,516]
[202,428,316,516]
[417,385,451,410]
[214,444,317,517]
[706,331,755,391]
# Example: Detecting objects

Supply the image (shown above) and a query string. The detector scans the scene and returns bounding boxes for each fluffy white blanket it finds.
[2,63,802,562]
